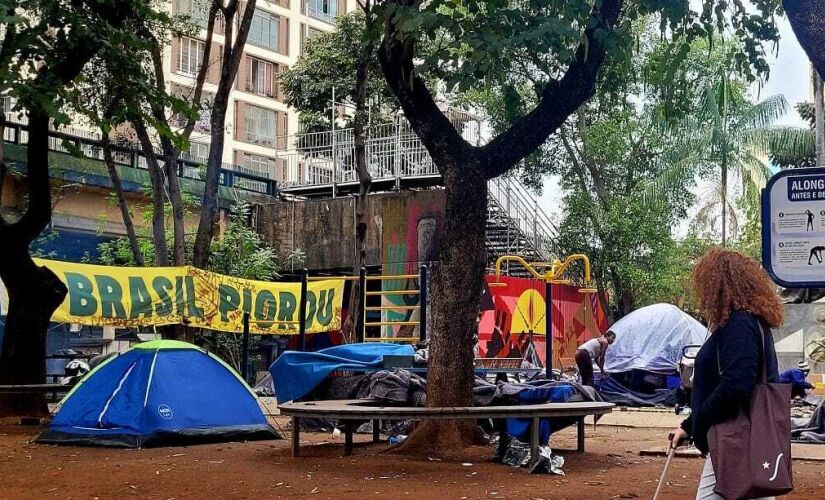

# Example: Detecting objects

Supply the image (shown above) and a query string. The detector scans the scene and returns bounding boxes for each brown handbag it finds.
[707,322,793,499]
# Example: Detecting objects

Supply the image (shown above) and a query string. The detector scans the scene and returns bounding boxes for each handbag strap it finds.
[715,316,769,383]
[758,320,769,384]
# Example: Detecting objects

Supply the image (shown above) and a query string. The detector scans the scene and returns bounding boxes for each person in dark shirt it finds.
[668,248,783,500]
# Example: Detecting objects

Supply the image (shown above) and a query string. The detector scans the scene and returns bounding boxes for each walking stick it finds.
[652,445,675,500]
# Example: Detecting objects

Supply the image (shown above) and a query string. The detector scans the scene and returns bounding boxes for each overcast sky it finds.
[537,14,811,226]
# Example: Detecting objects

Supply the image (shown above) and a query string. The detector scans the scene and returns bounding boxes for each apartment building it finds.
[166,0,351,185]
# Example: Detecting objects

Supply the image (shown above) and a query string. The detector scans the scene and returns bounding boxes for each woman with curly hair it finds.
[668,248,783,500]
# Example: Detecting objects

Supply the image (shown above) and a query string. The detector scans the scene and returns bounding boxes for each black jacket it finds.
[680,311,779,454]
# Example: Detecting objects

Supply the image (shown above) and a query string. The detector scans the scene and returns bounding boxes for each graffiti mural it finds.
[380,190,445,338]
[477,276,608,370]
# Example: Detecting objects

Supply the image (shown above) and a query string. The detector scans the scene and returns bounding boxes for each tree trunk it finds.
[102,133,144,266]
[596,281,613,327]
[193,92,229,269]
[0,112,68,417]
[396,167,488,453]
[163,152,187,266]
[132,118,170,266]
[192,0,257,269]
[721,155,728,247]
[376,0,624,453]
[343,28,374,343]
[814,66,825,166]
[785,1,825,85]
[0,246,67,416]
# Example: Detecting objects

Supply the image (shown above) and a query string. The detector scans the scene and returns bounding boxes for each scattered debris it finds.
[499,439,564,475]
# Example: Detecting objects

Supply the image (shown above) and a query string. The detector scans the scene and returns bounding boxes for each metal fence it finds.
[276,108,483,189]
[2,114,278,196]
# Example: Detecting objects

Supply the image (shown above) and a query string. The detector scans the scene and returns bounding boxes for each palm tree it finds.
[648,76,811,245]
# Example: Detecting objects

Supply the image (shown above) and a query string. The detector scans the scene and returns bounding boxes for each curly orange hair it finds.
[691,248,783,329]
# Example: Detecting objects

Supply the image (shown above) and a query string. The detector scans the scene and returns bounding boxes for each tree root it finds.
[387,420,488,457]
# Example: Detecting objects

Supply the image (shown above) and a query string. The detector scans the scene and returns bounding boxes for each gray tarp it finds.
[606,303,707,373]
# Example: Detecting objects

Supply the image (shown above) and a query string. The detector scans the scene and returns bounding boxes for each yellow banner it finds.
[35,259,344,335]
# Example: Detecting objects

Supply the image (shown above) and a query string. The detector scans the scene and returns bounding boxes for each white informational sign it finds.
[763,168,825,287]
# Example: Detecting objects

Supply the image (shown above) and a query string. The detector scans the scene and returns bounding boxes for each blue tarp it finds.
[37,340,275,447]
[269,343,416,403]
[506,384,574,443]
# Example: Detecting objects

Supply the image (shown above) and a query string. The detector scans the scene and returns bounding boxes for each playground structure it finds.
[489,254,599,378]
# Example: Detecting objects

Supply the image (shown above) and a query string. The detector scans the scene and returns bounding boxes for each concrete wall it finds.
[256,188,446,271]
[774,302,825,374]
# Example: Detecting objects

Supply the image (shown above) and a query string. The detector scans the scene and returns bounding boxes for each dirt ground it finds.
[2,418,824,499]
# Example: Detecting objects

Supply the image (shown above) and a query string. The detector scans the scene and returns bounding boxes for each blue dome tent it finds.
[37,340,277,448]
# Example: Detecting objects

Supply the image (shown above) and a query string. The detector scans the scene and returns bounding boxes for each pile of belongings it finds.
[270,342,604,450]
[792,395,825,443]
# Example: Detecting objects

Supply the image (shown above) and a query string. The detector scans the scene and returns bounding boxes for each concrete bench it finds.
[278,399,614,464]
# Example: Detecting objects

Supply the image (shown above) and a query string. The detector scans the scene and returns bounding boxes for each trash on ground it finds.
[499,439,564,475]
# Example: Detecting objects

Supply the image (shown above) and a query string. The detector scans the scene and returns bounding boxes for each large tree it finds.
[373,0,782,451]
[0,0,163,416]
[191,0,258,269]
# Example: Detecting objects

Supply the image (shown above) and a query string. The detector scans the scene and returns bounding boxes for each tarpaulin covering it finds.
[269,343,415,403]
[605,303,706,374]
[597,374,679,407]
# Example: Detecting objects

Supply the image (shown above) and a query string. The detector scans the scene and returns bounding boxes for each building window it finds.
[247,58,274,97]
[301,25,323,55]
[170,85,213,133]
[248,9,279,51]
[244,105,276,147]
[175,0,210,28]
[188,142,209,161]
[177,37,205,76]
[241,153,274,176]
[0,95,12,115]
[307,0,338,24]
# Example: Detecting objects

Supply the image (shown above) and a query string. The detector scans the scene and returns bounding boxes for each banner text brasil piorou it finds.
[35,259,344,334]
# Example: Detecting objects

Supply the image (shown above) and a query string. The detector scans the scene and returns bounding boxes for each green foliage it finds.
[96,234,157,266]
[208,219,280,281]
[770,102,816,169]
[281,12,397,131]
[515,27,779,318]
[0,1,183,131]
[659,78,806,244]
[386,0,781,100]
[551,107,696,318]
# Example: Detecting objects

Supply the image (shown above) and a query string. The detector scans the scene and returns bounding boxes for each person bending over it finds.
[575,331,615,387]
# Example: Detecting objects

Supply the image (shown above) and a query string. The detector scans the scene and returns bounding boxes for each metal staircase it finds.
[486,176,560,267]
